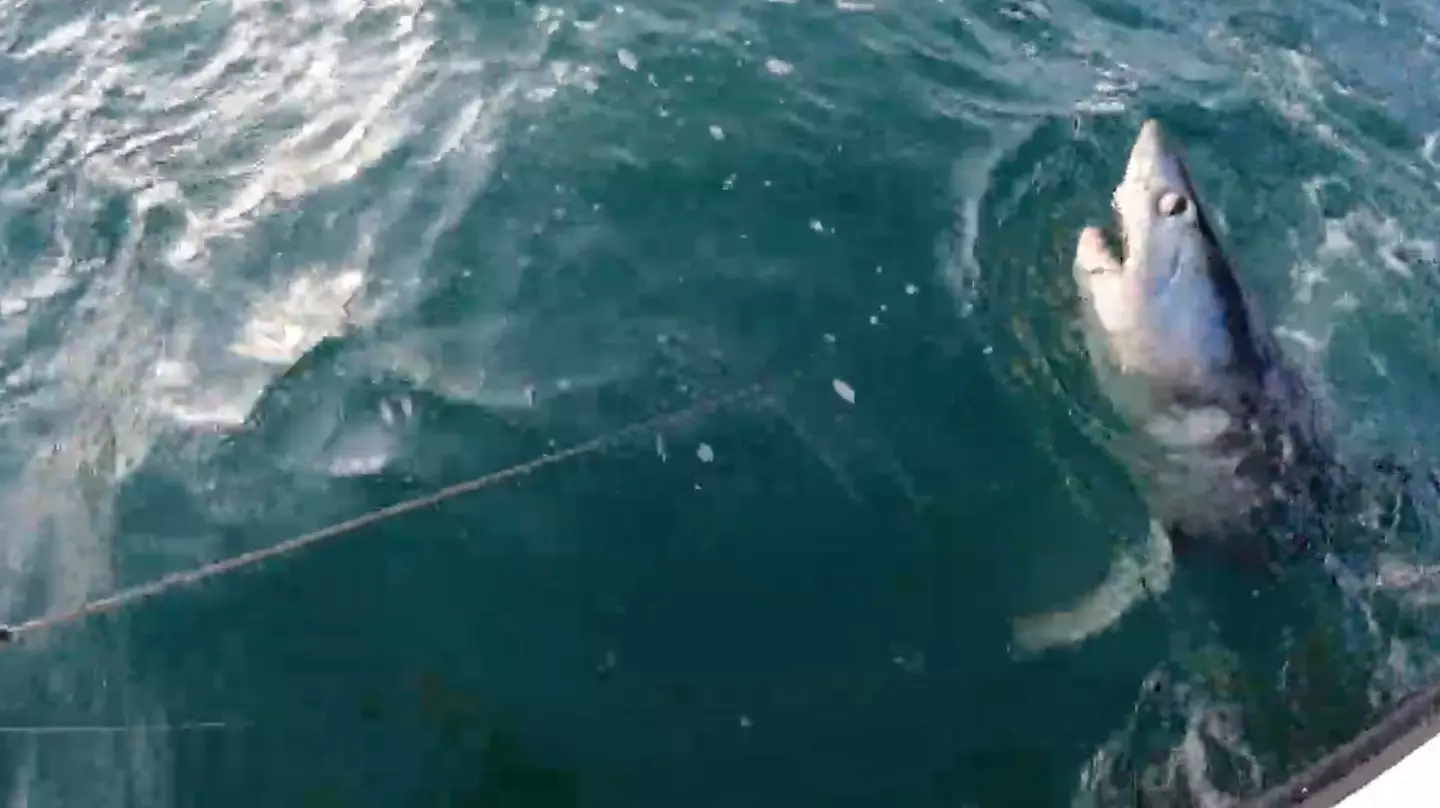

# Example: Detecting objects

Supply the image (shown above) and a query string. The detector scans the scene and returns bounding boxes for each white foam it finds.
[1074,670,1265,807]
[764,58,794,76]
[939,121,1039,317]
[0,0,595,803]
[229,267,363,366]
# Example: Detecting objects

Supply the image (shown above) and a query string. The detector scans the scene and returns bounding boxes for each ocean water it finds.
[1,0,1440,804]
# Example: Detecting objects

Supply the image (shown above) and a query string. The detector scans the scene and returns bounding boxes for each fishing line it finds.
[0,381,772,646]
[0,721,243,735]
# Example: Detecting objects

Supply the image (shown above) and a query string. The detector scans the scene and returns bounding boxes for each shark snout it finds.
[1123,119,1166,185]
[1122,118,1190,196]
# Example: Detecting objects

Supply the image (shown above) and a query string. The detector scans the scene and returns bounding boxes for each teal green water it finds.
[2,0,1440,805]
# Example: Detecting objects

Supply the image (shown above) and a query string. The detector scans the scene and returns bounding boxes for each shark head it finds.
[1073,119,1260,400]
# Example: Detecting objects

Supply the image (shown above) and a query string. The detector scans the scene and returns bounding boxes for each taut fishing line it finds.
[0,380,773,647]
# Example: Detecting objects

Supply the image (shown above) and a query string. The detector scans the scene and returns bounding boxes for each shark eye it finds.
[1158,192,1189,217]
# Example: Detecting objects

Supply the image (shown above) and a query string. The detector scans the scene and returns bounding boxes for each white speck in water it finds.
[697,443,715,463]
[982,346,993,355]
[558,378,573,392]
[524,385,537,407]
[617,49,639,70]
[875,265,884,274]
[656,433,668,461]
[723,174,736,190]
[809,219,825,232]
[869,315,879,325]
[765,58,794,76]
[823,333,836,343]
[709,124,726,140]
[833,379,855,404]
[880,304,888,312]
[891,649,926,673]
[739,715,752,728]
[153,360,191,385]
[905,283,918,295]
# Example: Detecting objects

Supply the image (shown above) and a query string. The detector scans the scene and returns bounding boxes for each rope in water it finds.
[0,382,768,646]
[0,721,241,735]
